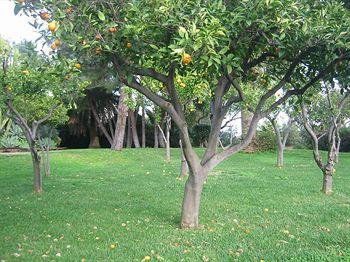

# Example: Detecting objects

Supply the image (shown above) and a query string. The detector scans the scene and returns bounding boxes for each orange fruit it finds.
[48,21,57,32]
[54,39,61,46]
[22,70,29,75]
[182,53,192,65]
[126,42,132,48]
[39,12,50,21]
[74,63,81,69]
[16,0,25,3]
[108,27,117,33]
[50,43,57,50]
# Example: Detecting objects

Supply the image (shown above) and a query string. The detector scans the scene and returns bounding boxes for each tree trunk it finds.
[322,171,333,194]
[158,130,165,148]
[181,173,206,228]
[111,87,128,151]
[154,118,159,148]
[142,103,146,148]
[277,146,284,167]
[165,121,170,162]
[31,148,42,193]
[89,123,100,148]
[129,109,140,148]
[179,140,188,178]
[126,115,132,148]
[241,108,254,138]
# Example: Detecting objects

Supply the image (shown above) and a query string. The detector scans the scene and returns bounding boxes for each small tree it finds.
[268,113,294,167]
[0,40,86,193]
[300,85,350,194]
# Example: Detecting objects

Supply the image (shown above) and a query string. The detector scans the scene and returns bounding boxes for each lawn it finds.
[0,149,349,261]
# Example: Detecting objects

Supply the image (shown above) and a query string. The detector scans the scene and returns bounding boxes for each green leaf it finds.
[178,26,187,38]
[97,11,106,21]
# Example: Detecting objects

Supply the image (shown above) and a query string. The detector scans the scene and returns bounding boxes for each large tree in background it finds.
[0,39,86,192]
[19,0,350,227]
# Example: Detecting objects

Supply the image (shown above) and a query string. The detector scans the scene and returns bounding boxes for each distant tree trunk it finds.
[241,108,254,138]
[165,118,171,162]
[269,116,293,168]
[154,118,159,148]
[6,100,58,193]
[89,122,100,148]
[179,140,188,178]
[158,130,165,147]
[129,109,140,148]
[335,127,341,163]
[126,115,132,148]
[142,103,146,148]
[111,87,128,151]
[38,128,54,177]
[157,115,171,162]
[90,100,113,146]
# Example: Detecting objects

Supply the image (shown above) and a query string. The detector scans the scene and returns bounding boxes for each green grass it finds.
[0,149,350,261]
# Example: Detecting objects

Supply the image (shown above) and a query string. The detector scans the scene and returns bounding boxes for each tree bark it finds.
[111,87,128,151]
[142,102,146,148]
[241,108,254,138]
[126,115,132,148]
[181,173,206,228]
[31,149,42,193]
[179,140,188,178]
[165,118,171,162]
[154,118,159,148]
[89,123,100,148]
[277,146,284,167]
[129,109,140,148]
[322,170,333,194]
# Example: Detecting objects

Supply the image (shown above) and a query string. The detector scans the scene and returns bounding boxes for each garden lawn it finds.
[0,149,350,261]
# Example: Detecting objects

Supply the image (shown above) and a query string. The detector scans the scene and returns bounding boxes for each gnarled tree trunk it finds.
[179,140,188,178]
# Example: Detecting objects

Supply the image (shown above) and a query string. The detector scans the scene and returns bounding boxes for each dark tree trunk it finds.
[154,118,159,148]
[322,171,333,194]
[181,173,206,228]
[126,115,132,148]
[129,109,140,148]
[89,123,100,148]
[142,103,146,148]
[111,87,128,151]
[30,146,42,193]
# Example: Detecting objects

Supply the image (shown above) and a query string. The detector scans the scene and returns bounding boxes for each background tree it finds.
[0,40,86,193]
[300,85,350,194]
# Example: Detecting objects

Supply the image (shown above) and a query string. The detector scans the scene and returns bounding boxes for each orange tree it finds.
[16,0,350,227]
[0,39,87,193]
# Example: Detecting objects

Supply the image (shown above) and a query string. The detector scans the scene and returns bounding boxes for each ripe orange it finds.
[39,12,50,21]
[22,70,29,75]
[126,42,132,48]
[74,63,81,69]
[182,53,192,65]
[108,27,117,33]
[48,21,57,32]
[54,39,61,47]
[50,43,57,50]
[16,0,25,3]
